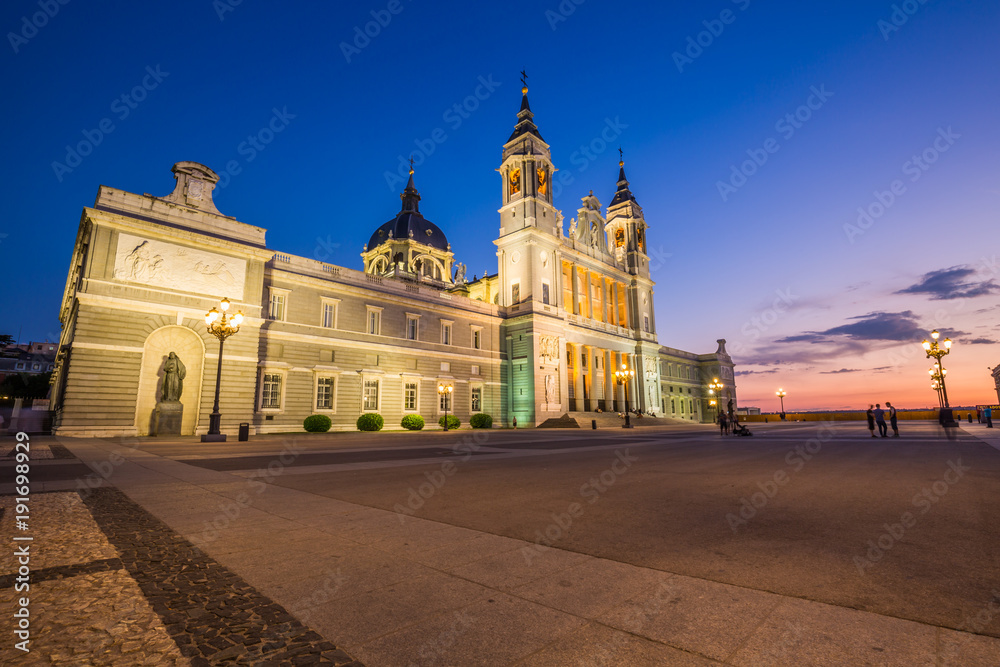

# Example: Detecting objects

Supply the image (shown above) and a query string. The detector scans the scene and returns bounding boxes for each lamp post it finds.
[614,364,635,428]
[928,365,946,408]
[202,297,243,442]
[776,388,787,419]
[922,330,954,426]
[708,379,724,420]
[438,383,453,431]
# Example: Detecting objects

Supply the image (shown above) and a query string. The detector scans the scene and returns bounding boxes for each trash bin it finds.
[238,423,249,441]
[592,419,597,430]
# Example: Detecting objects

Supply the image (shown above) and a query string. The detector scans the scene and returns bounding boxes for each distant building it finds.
[992,364,1000,403]
[0,342,56,385]
[736,406,761,416]
[50,84,736,436]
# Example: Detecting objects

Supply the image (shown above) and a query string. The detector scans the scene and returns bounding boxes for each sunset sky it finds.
[1,1,997,411]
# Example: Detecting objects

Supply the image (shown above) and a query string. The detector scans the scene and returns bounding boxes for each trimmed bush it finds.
[438,414,460,430]
[303,414,332,433]
[401,414,425,431]
[470,413,493,429]
[356,413,384,431]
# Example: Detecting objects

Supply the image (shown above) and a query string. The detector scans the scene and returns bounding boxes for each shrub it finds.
[470,413,493,429]
[401,414,425,431]
[356,413,384,431]
[438,414,460,429]
[303,414,332,433]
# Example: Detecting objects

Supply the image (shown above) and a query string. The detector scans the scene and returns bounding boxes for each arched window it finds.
[671,399,676,414]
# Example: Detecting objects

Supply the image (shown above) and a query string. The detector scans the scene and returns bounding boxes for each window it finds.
[511,282,520,304]
[471,365,480,376]
[15,362,24,370]
[671,399,676,414]
[471,386,482,412]
[643,315,650,333]
[366,306,382,335]
[363,378,380,411]
[406,315,419,340]
[472,328,482,349]
[689,399,694,414]
[269,291,286,320]
[321,300,338,328]
[442,322,452,345]
[440,361,450,372]
[541,282,550,305]
[262,373,282,409]
[32,363,40,371]
[316,377,334,410]
[404,381,418,411]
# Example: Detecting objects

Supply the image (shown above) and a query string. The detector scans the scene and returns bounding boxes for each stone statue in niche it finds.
[154,352,186,436]
[545,374,556,405]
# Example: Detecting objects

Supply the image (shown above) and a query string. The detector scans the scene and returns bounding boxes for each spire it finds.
[610,147,636,206]
[400,157,421,213]
[507,70,544,142]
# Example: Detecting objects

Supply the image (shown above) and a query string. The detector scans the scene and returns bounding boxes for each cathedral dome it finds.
[367,167,449,252]
[368,211,449,252]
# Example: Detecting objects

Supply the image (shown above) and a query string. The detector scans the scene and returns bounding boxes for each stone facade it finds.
[51,88,735,436]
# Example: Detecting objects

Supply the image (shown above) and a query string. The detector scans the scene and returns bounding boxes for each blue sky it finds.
[1,0,997,409]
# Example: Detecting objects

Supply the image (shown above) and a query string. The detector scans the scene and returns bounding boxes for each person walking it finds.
[873,403,888,437]
[986,406,994,428]
[866,405,876,438]
[718,412,728,436]
[886,401,899,437]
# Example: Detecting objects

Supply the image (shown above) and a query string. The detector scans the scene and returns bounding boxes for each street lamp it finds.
[776,388,787,419]
[708,379,724,419]
[921,330,953,406]
[614,364,635,428]
[202,297,243,442]
[437,383,453,431]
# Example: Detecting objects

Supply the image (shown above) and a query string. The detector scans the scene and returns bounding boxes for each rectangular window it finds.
[367,309,381,335]
[440,361,450,372]
[406,316,418,340]
[269,293,285,320]
[644,315,650,333]
[471,386,482,412]
[471,365,480,376]
[316,377,334,410]
[363,379,380,410]
[15,362,25,370]
[511,282,520,304]
[322,302,336,328]
[541,282,550,305]
[404,382,418,411]
[442,323,452,345]
[262,374,282,409]
[472,329,481,349]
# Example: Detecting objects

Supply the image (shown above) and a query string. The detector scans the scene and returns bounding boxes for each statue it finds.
[161,352,186,402]
[568,218,578,238]
[454,262,467,285]
[545,375,556,405]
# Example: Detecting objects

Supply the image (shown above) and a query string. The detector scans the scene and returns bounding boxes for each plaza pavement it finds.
[2,421,1000,665]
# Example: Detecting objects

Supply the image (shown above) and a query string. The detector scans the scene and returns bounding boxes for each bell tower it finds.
[497,72,559,238]
[605,150,650,280]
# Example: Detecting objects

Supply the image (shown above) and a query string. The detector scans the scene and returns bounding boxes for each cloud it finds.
[959,337,996,345]
[776,311,925,345]
[820,368,862,374]
[896,266,1000,300]
[735,369,779,376]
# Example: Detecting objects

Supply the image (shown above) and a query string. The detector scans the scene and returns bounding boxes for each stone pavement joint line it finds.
[82,486,364,666]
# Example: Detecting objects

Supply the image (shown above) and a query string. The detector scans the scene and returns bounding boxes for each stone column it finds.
[570,263,579,315]
[573,345,585,412]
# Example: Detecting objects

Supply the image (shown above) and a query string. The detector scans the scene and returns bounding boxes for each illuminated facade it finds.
[51,86,735,436]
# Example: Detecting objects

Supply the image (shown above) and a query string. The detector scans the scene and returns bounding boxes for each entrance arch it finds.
[135,326,205,435]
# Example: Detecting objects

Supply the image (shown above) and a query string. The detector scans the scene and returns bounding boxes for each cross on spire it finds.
[520,69,528,88]
[618,146,624,165]
[408,155,415,174]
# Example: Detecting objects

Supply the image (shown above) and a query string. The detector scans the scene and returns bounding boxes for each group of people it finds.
[717,411,751,436]
[866,402,899,438]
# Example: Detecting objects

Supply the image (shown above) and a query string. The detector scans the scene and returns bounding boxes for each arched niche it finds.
[134,326,206,436]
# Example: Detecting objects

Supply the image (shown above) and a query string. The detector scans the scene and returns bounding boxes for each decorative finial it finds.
[408,155,414,175]
[520,69,528,94]
[618,146,624,167]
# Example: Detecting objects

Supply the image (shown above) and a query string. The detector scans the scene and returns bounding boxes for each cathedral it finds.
[51,81,736,436]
